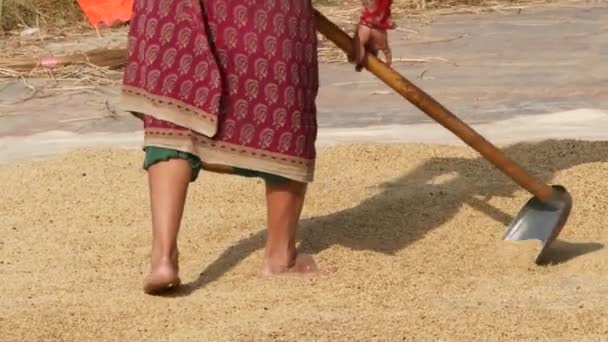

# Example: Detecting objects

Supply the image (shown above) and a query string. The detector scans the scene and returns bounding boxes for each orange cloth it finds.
[77,0,133,27]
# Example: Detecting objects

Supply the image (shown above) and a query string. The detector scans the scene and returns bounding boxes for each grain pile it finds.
[1,140,608,340]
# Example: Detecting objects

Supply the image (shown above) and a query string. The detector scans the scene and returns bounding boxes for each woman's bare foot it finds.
[259,252,318,278]
[143,255,180,295]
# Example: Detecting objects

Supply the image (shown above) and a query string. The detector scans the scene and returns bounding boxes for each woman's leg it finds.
[261,179,317,276]
[144,158,192,294]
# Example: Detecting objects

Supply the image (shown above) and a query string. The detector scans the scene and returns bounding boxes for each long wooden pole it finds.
[314,9,554,201]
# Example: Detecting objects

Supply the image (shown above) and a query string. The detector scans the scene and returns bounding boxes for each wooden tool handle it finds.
[314,9,554,201]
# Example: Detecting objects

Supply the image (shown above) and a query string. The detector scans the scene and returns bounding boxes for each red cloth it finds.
[122,0,319,178]
[121,1,394,181]
[360,0,395,30]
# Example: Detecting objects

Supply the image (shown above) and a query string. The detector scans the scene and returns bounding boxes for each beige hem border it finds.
[144,132,315,183]
[120,86,218,137]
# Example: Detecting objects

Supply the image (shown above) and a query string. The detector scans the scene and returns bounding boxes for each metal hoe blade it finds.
[503,185,573,264]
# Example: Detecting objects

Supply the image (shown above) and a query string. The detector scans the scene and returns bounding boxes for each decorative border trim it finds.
[120,85,218,137]
[144,128,315,183]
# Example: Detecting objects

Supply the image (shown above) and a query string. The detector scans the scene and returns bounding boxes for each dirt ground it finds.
[2,2,608,341]
[1,141,608,341]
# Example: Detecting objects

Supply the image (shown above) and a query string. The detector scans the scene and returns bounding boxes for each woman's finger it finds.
[383,46,392,66]
[381,31,392,66]
[353,25,371,72]
[368,29,391,66]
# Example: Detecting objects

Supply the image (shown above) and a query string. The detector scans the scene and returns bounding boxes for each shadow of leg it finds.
[169,231,267,297]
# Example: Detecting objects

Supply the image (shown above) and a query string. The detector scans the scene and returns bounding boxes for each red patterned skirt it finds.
[121,0,319,182]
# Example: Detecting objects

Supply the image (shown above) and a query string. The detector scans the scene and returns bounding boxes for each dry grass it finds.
[0,0,569,85]
[0,0,557,33]
[313,0,557,62]
[0,0,84,32]
[0,48,126,72]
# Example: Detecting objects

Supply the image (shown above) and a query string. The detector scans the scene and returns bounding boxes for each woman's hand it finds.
[351,24,392,72]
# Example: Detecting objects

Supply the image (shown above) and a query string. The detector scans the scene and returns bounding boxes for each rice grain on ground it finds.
[1,141,607,340]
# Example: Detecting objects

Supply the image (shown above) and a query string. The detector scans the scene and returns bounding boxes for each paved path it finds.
[0,4,606,164]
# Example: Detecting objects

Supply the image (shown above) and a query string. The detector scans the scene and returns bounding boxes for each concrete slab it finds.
[3,107,608,165]
[0,4,606,164]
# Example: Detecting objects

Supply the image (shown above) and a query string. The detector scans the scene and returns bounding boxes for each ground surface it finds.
[1,3,607,163]
[1,3,608,341]
[2,142,608,341]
